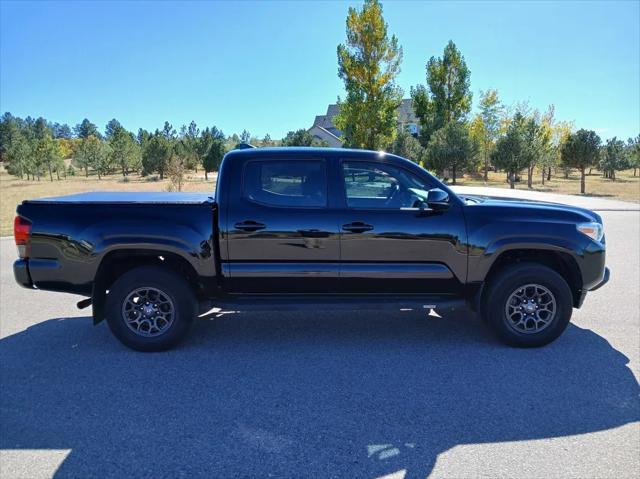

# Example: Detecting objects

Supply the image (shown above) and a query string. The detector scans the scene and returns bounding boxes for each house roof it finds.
[312,99,417,129]
[309,125,341,141]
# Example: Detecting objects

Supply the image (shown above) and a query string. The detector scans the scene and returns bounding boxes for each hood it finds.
[461,194,602,224]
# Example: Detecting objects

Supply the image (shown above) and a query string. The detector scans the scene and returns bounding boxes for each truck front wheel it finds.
[105,265,196,351]
[482,263,573,347]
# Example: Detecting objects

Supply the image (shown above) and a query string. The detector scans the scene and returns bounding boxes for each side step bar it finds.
[201,295,466,315]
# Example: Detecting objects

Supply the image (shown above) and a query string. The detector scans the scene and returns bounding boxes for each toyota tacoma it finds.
[13,147,609,351]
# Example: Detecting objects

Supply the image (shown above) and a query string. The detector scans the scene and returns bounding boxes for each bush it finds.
[166,155,185,191]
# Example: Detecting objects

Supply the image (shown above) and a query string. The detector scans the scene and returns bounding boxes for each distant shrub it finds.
[166,155,185,191]
[145,175,159,182]
[67,165,76,177]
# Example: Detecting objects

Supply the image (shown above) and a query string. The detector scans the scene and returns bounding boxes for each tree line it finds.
[0,113,328,187]
[1,0,639,194]
[336,0,640,193]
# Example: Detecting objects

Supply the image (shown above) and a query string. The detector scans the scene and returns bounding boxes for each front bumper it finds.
[577,267,610,308]
[13,259,34,289]
[589,267,610,292]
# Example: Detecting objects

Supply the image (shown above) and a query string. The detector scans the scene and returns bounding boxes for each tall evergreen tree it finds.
[261,134,273,147]
[1,114,32,179]
[426,121,474,184]
[74,118,100,139]
[143,133,172,179]
[626,135,640,177]
[179,121,200,171]
[492,113,529,189]
[0,112,18,164]
[161,121,176,140]
[240,130,251,144]
[105,118,123,140]
[110,128,141,176]
[137,128,151,147]
[561,129,601,194]
[52,122,73,139]
[281,129,327,147]
[389,129,424,164]
[73,135,110,178]
[199,126,225,180]
[600,137,628,180]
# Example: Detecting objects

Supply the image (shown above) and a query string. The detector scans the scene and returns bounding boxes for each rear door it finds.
[224,157,340,293]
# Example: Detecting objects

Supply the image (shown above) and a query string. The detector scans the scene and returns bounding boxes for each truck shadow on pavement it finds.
[1,311,638,479]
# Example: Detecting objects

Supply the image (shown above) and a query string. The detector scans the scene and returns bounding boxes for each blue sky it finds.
[1,0,638,141]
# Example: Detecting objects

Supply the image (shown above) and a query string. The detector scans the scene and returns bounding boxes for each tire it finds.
[482,262,573,347]
[105,265,196,351]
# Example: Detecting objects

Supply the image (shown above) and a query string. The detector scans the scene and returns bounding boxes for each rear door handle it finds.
[342,222,374,233]
[235,220,266,232]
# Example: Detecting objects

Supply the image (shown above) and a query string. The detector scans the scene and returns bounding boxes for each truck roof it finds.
[224,147,406,161]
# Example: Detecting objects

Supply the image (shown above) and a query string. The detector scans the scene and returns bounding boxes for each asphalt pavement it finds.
[0,188,638,479]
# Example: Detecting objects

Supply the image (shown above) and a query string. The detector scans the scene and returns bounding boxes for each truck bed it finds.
[15,191,218,298]
[25,191,215,205]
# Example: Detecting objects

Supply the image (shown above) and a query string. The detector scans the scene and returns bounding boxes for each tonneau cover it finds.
[25,191,215,205]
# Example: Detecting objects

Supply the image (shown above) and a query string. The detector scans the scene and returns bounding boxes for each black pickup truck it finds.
[13,147,609,351]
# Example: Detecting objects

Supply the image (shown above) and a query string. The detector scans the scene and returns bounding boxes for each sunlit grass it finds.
[452,168,640,203]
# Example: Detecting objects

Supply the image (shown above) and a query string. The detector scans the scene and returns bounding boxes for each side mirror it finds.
[426,188,450,210]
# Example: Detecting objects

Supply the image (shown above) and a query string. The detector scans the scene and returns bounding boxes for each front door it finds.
[225,157,340,293]
[338,159,467,294]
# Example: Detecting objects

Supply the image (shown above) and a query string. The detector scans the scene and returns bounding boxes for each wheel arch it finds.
[479,248,583,310]
[92,249,203,325]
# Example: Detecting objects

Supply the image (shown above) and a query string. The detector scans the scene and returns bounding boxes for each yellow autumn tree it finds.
[335,0,403,150]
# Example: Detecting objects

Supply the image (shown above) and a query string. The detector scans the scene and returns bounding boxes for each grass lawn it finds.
[450,168,640,203]
[1,165,638,237]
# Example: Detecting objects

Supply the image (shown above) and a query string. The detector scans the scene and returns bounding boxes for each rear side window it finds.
[243,160,327,207]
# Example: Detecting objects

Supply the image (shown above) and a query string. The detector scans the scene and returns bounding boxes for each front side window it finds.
[342,161,433,209]
[244,160,327,207]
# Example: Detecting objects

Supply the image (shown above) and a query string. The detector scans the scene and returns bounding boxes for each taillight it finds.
[14,216,32,258]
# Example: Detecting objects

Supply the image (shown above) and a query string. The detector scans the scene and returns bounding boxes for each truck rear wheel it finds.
[105,265,196,351]
[482,262,573,347]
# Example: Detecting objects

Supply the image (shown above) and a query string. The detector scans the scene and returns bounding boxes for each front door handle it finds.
[342,222,374,233]
[235,220,266,232]
[297,229,330,238]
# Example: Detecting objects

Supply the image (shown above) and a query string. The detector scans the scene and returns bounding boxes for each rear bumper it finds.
[589,267,610,292]
[13,259,34,289]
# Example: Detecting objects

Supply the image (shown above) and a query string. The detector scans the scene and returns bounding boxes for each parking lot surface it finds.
[1,189,638,479]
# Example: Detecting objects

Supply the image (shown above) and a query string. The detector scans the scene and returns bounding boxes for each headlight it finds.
[577,222,604,242]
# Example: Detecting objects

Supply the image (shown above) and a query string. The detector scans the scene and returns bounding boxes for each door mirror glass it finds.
[426,188,449,209]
